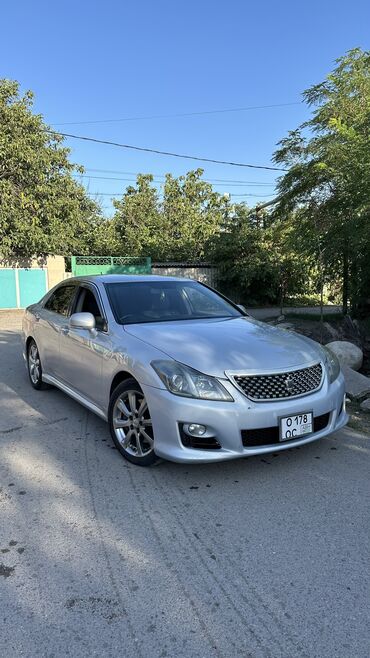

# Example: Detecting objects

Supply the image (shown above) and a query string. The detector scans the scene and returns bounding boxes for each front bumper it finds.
[142,373,348,463]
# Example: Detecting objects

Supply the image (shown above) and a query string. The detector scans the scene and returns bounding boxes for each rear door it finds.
[35,284,78,376]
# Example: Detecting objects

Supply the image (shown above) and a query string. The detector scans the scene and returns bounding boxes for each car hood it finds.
[124,317,323,378]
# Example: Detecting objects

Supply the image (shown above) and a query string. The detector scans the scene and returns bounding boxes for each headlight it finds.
[151,360,234,401]
[321,346,340,383]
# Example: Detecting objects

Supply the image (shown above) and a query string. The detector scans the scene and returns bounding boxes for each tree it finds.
[210,204,311,305]
[0,79,101,258]
[112,174,162,257]
[210,204,276,304]
[273,48,370,313]
[161,169,228,260]
[268,214,315,313]
[111,169,228,261]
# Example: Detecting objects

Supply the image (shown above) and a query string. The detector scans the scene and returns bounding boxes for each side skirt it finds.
[42,373,108,421]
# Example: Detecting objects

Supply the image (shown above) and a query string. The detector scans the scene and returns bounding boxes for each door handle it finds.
[35,313,40,322]
[61,326,69,335]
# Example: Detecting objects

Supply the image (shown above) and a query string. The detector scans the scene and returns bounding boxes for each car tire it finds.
[27,339,50,390]
[108,378,157,466]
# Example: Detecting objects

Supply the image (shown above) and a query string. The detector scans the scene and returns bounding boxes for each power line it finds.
[47,130,286,171]
[230,193,274,198]
[51,101,301,126]
[86,168,149,176]
[87,191,274,198]
[74,173,275,188]
[82,168,277,185]
[75,174,148,183]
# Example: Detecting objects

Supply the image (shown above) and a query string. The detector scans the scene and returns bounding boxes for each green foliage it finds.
[161,170,228,260]
[273,48,370,312]
[112,174,162,257]
[209,205,274,303]
[0,79,101,258]
[210,205,312,305]
[107,172,320,306]
[3,50,369,314]
[111,169,229,261]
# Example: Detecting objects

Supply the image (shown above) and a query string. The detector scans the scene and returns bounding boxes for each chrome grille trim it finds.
[228,362,324,401]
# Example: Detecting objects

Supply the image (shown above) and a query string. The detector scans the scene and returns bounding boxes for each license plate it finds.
[279,412,313,441]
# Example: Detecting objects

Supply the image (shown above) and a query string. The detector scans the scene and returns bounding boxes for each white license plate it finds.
[279,412,313,441]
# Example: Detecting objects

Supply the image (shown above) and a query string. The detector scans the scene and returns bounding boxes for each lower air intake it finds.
[241,412,330,447]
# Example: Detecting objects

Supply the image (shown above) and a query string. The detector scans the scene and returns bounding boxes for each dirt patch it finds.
[272,315,370,434]
[0,563,15,578]
[284,315,362,346]
[64,596,125,622]
[346,400,370,435]
[283,314,370,375]
[0,310,24,331]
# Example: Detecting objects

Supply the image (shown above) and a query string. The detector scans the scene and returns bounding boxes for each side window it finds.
[44,286,76,316]
[75,287,106,331]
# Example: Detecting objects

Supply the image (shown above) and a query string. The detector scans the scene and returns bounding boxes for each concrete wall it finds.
[0,256,67,308]
[0,256,47,269]
[45,256,66,289]
[247,306,342,320]
[0,256,66,291]
[0,255,66,290]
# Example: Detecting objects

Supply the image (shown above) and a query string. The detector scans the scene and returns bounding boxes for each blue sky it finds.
[1,0,369,215]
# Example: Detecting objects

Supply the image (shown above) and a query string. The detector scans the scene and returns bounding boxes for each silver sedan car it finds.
[23,275,348,466]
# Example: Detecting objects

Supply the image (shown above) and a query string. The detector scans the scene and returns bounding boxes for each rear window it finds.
[105,280,241,324]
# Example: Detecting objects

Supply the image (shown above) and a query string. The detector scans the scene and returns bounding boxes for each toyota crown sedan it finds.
[22,275,348,466]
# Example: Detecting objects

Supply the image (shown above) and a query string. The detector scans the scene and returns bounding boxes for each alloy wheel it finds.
[28,343,41,385]
[112,390,154,457]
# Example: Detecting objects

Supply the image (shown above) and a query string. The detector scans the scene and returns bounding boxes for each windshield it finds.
[105,280,242,325]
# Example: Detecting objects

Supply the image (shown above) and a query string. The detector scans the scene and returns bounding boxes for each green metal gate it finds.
[71,256,151,277]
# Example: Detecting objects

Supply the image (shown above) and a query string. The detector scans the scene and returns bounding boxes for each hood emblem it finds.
[285,376,294,393]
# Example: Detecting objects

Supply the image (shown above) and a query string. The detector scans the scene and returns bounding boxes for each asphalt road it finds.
[0,319,369,658]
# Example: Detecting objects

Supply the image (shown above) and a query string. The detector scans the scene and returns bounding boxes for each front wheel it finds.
[108,379,157,466]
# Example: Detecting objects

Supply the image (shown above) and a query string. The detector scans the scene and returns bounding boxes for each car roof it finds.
[64,274,195,284]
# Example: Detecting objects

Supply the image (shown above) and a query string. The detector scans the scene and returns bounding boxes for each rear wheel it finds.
[108,379,157,466]
[27,339,49,390]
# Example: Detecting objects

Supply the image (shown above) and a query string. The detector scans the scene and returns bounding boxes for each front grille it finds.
[241,412,330,447]
[232,363,323,401]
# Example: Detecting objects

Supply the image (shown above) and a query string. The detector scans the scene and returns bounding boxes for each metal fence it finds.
[151,262,218,287]
[71,256,151,276]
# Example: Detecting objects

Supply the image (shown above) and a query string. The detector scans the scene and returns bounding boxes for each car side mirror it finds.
[69,312,96,333]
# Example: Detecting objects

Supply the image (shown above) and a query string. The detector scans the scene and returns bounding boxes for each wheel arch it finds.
[110,370,140,398]
[26,335,36,353]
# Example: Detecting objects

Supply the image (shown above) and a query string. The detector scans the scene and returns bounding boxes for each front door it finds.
[35,284,78,377]
[58,285,110,409]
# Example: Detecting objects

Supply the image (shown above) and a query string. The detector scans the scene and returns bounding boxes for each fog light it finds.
[184,423,207,437]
